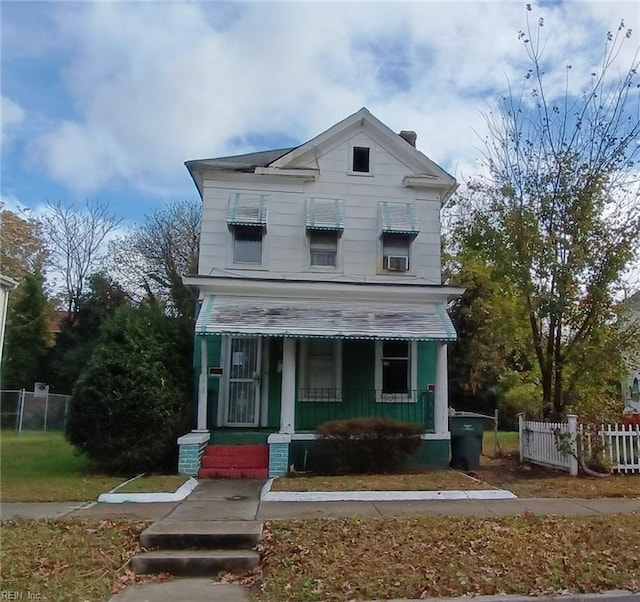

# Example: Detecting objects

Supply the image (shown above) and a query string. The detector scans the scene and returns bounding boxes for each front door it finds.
[224,337,261,426]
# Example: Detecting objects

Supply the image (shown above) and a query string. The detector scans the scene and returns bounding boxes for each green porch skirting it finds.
[289,438,450,472]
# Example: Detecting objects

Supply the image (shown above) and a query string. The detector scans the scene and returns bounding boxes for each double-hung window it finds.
[227,193,267,266]
[309,232,338,267]
[299,339,342,402]
[233,227,263,264]
[375,340,416,402]
[305,198,343,269]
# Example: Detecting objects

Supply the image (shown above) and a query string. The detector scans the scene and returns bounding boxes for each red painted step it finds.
[198,467,268,479]
[198,445,268,479]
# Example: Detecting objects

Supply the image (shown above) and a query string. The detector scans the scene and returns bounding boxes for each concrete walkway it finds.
[256,496,640,519]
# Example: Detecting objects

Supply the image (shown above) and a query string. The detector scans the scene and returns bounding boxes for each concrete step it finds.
[198,467,268,479]
[140,520,262,550]
[131,549,259,576]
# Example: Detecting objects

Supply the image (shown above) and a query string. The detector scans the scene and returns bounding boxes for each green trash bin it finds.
[448,411,486,470]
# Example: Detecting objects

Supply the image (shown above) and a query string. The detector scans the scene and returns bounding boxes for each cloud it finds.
[10,1,639,198]
[1,96,26,147]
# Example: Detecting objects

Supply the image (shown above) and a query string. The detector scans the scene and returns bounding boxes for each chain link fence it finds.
[0,389,71,432]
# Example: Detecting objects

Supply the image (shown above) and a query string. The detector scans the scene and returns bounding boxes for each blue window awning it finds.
[379,201,419,236]
[195,296,456,341]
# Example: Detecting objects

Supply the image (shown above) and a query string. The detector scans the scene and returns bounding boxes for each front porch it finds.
[179,333,452,477]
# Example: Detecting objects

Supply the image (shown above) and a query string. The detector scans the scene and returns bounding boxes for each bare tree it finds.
[43,200,122,317]
[108,200,200,319]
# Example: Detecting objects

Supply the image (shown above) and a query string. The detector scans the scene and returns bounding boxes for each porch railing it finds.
[295,389,434,432]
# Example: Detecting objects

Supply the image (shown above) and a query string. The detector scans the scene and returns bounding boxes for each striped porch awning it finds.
[379,201,419,236]
[195,296,456,341]
[305,198,344,232]
[227,193,267,228]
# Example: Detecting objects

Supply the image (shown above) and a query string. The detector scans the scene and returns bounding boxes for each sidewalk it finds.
[3,487,640,522]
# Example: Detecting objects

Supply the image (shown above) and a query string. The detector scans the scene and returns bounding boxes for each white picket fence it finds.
[519,415,579,475]
[582,424,640,474]
[519,414,640,476]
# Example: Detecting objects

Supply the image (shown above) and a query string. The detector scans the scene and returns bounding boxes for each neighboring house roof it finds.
[0,274,19,290]
[627,290,640,310]
[49,310,69,334]
[185,107,457,203]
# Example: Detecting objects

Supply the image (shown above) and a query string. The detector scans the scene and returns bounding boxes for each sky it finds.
[1,0,639,230]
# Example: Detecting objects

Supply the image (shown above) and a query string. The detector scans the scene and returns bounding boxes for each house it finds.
[623,291,640,415]
[179,108,464,478]
[0,274,19,369]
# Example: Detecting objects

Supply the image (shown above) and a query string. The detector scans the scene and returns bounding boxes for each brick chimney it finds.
[399,130,417,147]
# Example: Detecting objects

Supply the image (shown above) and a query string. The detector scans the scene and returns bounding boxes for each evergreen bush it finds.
[65,301,191,474]
[316,417,423,474]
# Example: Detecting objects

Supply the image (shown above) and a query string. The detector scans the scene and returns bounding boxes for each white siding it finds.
[198,131,443,283]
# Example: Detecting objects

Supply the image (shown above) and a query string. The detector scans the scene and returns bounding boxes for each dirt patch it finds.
[477,452,640,498]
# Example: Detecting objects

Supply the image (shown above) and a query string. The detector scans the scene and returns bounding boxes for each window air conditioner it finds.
[385,255,409,271]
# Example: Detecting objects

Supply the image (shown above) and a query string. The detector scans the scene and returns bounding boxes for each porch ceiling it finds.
[195,296,456,341]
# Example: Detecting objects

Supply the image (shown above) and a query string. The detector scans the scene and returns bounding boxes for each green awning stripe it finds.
[199,332,455,341]
[436,304,455,339]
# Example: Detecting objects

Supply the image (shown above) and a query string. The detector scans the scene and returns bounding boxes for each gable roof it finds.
[186,107,456,201]
[270,107,454,182]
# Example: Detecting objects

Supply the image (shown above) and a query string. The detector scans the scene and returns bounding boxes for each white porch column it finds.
[434,342,448,434]
[196,336,208,431]
[280,338,296,434]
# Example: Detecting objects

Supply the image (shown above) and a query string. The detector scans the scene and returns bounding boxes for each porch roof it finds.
[195,296,456,341]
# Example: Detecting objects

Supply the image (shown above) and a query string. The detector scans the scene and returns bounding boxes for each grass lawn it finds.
[483,430,519,455]
[0,432,123,502]
[257,515,640,600]
[272,471,489,492]
[115,474,189,494]
[0,518,153,601]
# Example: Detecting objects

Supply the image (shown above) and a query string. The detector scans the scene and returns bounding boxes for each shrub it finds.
[65,302,191,475]
[316,417,424,474]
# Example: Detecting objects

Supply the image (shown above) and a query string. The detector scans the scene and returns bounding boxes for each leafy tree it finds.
[43,272,131,393]
[2,270,49,389]
[107,200,200,320]
[65,300,191,474]
[445,238,535,426]
[447,12,640,418]
[0,207,47,279]
[42,200,122,318]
